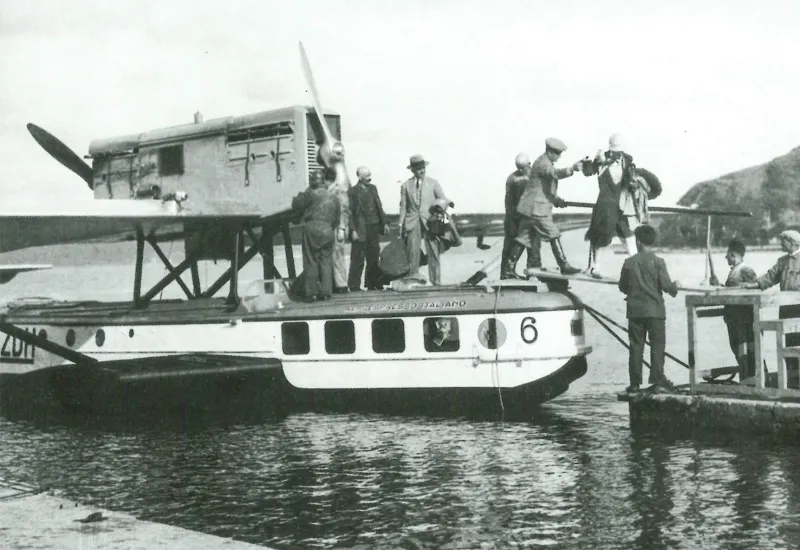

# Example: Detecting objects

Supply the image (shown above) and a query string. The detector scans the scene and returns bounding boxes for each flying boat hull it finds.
[0,284,591,418]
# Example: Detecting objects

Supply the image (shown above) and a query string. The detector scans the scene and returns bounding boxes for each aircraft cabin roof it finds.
[88,105,339,156]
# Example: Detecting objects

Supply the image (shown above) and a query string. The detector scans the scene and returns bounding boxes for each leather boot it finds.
[525,233,542,279]
[501,241,525,279]
[550,238,581,275]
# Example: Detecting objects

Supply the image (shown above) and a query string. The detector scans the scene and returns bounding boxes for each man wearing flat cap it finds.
[347,166,389,291]
[504,138,583,277]
[398,154,450,284]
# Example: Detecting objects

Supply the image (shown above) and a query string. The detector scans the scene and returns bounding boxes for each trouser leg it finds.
[405,223,422,276]
[628,319,647,387]
[332,239,348,289]
[364,230,381,289]
[425,236,441,285]
[525,232,542,271]
[647,318,666,384]
[348,240,366,290]
[319,243,334,298]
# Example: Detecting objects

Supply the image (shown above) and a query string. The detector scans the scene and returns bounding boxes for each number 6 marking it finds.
[520,316,538,344]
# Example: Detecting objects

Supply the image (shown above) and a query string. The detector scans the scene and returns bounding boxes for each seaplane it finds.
[0,44,745,418]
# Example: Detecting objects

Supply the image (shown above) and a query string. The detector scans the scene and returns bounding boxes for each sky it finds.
[1,0,799,214]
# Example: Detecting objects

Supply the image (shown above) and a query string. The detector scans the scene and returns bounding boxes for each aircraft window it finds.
[282,322,309,355]
[227,122,294,144]
[423,317,460,353]
[372,319,405,354]
[324,320,355,355]
[158,145,184,176]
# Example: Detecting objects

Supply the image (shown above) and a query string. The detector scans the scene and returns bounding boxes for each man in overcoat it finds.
[347,166,389,290]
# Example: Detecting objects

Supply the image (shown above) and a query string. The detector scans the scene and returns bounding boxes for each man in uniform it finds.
[501,153,541,279]
[324,166,351,293]
[398,154,450,285]
[291,170,341,301]
[504,138,583,277]
[347,166,389,290]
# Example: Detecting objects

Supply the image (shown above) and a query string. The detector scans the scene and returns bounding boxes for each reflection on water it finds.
[2,242,800,548]
[1,402,798,550]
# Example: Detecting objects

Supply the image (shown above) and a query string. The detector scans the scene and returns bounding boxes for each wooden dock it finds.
[620,290,800,437]
[618,384,800,436]
[0,483,271,549]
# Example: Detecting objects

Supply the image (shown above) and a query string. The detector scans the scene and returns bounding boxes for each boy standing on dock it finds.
[618,225,680,393]
[710,238,758,381]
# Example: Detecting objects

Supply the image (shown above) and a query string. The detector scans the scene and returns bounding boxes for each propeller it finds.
[27,123,93,189]
[298,42,350,189]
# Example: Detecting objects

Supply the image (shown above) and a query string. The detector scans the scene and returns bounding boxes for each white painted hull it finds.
[1,310,588,390]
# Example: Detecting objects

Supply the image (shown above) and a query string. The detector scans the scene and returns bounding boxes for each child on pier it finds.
[618,225,680,393]
[710,239,758,382]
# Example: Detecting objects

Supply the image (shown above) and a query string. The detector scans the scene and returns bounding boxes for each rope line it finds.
[583,303,689,369]
[584,308,651,370]
[491,286,505,420]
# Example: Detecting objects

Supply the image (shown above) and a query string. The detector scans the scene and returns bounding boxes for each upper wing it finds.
[0,199,264,254]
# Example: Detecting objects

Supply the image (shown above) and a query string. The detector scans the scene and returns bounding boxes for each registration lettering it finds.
[0,327,37,364]
[344,300,467,313]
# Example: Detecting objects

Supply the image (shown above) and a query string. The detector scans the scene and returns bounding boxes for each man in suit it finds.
[502,153,540,279]
[618,225,681,393]
[347,166,389,290]
[398,154,450,285]
[504,138,583,278]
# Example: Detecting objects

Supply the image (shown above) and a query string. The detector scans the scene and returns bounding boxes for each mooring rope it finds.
[491,285,505,420]
[583,303,690,369]
[584,308,652,370]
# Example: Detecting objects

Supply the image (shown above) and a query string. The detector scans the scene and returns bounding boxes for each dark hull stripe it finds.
[0,356,588,420]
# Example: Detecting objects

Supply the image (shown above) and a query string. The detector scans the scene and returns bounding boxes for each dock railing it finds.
[686,291,800,393]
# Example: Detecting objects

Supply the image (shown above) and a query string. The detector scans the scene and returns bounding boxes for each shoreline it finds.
[0,482,271,550]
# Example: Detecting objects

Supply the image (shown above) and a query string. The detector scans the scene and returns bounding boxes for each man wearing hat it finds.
[398,154,451,285]
[501,153,541,279]
[504,138,583,277]
[323,166,351,293]
[581,133,639,279]
[347,166,389,291]
[742,229,800,385]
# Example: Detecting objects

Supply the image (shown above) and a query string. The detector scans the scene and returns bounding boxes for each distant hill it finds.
[657,146,800,247]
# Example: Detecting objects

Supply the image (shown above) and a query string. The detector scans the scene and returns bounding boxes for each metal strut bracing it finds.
[0,321,97,366]
[131,219,294,308]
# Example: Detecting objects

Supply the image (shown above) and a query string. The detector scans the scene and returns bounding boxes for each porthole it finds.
[95,329,105,348]
[38,329,48,341]
[65,329,76,347]
[128,328,135,338]
[478,318,506,349]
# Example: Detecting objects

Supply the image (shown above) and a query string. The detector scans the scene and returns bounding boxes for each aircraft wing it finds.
[0,199,265,254]
[0,265,52,284]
